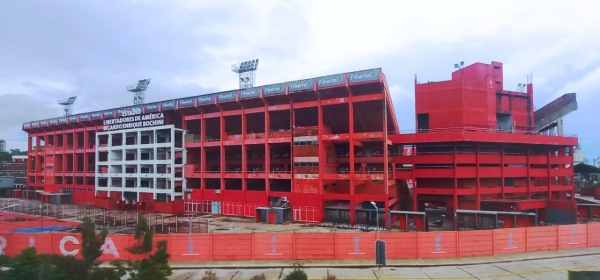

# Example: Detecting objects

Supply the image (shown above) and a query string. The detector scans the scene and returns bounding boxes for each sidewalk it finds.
[169,247,600,269]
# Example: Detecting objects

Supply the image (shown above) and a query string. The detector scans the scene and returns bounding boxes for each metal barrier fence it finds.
[0,199,208,234]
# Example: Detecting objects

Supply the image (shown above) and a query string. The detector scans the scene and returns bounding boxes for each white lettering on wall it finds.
[103,113,165,131]
[59,236,80,256]
[0,236,6,255]
[100,237,120,258]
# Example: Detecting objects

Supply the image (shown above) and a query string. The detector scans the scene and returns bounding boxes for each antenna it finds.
[126,78,151,105]
[58,96,77,116]
[231,59,259,89]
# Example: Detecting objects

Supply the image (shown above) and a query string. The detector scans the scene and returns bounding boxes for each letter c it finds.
[0,236,6,255]
[59,236,80,256]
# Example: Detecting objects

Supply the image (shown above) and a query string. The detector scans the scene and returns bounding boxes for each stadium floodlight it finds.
[126,78,151,105]
[231,59,259,89]
[454,61,464,78]
[58,96,77,116]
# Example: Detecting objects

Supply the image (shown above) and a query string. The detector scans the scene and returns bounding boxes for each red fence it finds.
[0,223,599,261]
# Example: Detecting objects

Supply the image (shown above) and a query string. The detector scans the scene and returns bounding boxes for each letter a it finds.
[100,237,120,258]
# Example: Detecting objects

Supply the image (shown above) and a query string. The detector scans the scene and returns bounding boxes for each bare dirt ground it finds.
[0,198,359,234]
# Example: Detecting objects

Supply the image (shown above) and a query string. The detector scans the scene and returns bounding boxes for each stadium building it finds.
[21,61,578,227]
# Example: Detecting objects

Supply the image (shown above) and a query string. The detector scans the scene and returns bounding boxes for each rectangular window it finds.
[417,113,429,132]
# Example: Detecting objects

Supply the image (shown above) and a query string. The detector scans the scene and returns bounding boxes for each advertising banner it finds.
[103,109,117,118]
[317,74,345,89]
[217,91,237,102]
[239,88,260,99]
[262,83,286,96]
[90,112,102,120]
[197,94,215,105]
[144,102,160,113]
[288,79,313,92]
[79,113,90,121]
[161,100,176,111]
[348,68,380,84]
[177,97,195,108]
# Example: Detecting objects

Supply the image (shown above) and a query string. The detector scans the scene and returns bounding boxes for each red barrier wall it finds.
[253,233,294,260]
[335,233,376,260]
[168,234,211,261]
[458,230,493,257]
[526,226,558,252]
[417,231,457,258]
[557,224,588,250]
[1,223,600,262]
[493,228,527,255]
[212,233,253,260]
[295,233,335,260]
[383,232,418,259]
[589,223,600,247]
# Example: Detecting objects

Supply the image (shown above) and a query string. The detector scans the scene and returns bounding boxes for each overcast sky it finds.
[1,0,599,160]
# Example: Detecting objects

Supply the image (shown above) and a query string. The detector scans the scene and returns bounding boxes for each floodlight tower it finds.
[454,61,464,78]
[231,59,259,89]
[58,96,77,116]
[126,78,151,105]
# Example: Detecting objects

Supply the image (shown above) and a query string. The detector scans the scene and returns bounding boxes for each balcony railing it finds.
[403,126,577,138]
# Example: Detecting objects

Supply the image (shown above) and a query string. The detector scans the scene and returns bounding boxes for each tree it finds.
[127,215,171,280]
[0,151,10,163]
[9,149,27,155]
[79,216,127,280]
[81,216,107,266]
[4,247,65,280]
[5,247,40,280]
[128,215,153,255]
[42,254,88,280]
[128,240,171,280]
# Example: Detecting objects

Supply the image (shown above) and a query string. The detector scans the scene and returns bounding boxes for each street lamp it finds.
[40,204,44,233]
[370,201,386,266]
[370,201,379,239]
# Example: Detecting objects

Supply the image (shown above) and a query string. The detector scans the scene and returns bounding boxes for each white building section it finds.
[95,125,186,203]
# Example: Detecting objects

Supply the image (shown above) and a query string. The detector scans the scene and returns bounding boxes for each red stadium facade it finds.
[22,62,578,228]
[391,61,578,226]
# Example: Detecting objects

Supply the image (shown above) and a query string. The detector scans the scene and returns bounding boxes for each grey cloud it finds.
[1,0,599,159]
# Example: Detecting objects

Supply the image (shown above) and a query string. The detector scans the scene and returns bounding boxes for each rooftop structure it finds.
[391,61,578,225]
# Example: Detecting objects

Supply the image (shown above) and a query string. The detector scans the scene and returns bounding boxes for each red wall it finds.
[2,224,599,261]
[415,61,533,131]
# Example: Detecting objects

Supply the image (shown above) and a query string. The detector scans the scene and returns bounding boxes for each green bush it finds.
[283,269,308,280]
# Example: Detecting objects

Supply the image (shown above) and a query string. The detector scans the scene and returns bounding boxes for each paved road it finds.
[170,253,600,280]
